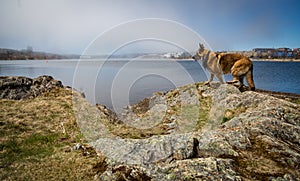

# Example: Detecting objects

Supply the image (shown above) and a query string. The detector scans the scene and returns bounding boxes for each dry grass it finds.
[222,106,247,123]
[107,82,212,138]
[0,88,107,180]
[109,123,170,139]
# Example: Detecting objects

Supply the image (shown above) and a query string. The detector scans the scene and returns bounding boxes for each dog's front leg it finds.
[204,74,214,85]
[216,74,224,84]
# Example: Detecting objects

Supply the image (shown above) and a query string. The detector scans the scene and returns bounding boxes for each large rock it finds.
[0,75,63,99]
[4,76,298,180]
[194,90,300,180]
[91,133,196,166]
[93,83,300,180]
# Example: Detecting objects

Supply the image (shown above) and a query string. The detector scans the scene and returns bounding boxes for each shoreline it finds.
[251,58,300,62]
[1,57,300,62]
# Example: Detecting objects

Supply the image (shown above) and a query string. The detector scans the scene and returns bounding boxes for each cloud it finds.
[1,0,299,53]
[0,0,180,53]
[84,19,209,56]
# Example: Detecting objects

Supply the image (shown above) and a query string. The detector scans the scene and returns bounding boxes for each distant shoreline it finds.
[251,58,300,62]
[0,48,79,60]
[1,58,300,62]
[176,58,300,62]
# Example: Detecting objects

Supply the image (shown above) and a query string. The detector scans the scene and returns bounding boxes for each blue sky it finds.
[0,0,300,54]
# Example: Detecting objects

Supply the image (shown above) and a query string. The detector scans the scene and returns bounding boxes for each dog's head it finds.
[192,43,206,61]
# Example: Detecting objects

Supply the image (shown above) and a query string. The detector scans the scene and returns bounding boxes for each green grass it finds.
[195,97,211,131]
[290,99,300,105]
[0,88,107,180]
[1,133,59,168]
[222,106,247,124]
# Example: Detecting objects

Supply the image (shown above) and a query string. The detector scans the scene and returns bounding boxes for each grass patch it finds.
[178,105,201,132]
[109,122,169,139]
[1,133,59,168]
[0,88,107,180]
[290,99,300,105]
[195,97,211,131]
[222,106,247,124]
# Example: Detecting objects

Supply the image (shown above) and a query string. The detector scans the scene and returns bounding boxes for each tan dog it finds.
[192,43,255,91]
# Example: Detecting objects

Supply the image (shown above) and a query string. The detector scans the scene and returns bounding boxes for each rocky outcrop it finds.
[2,76,299,180]
[93,83,300,180]
[0,75,63,99]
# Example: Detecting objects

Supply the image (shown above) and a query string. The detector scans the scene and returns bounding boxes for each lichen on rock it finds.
[0,75,63,99]
[92,82,300,180]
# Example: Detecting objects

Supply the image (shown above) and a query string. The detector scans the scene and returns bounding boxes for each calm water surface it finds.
[1,59,299,111]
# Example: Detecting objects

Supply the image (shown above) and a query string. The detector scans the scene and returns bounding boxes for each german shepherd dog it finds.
[192,43,255,91]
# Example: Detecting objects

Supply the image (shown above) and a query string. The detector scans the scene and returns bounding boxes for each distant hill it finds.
[0,48,80,60]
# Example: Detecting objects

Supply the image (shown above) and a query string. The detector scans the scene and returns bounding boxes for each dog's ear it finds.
[215,53,221,60]
[199,43,205,49]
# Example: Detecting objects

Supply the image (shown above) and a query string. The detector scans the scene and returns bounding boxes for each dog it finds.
[192,43,255,91]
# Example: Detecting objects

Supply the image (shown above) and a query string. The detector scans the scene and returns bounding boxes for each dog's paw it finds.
[204,81,210,86]
[226,80,238,84]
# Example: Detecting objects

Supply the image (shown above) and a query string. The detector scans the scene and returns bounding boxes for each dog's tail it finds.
[246,64,255,91]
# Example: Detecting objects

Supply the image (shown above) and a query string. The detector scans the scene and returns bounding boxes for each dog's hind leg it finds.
[246,66,255,91]
[238,76,245,91]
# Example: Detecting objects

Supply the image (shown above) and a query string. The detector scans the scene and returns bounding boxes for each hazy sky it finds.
[1,0,300,54]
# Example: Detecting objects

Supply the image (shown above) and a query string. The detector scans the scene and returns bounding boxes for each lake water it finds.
[1,59,299,112]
